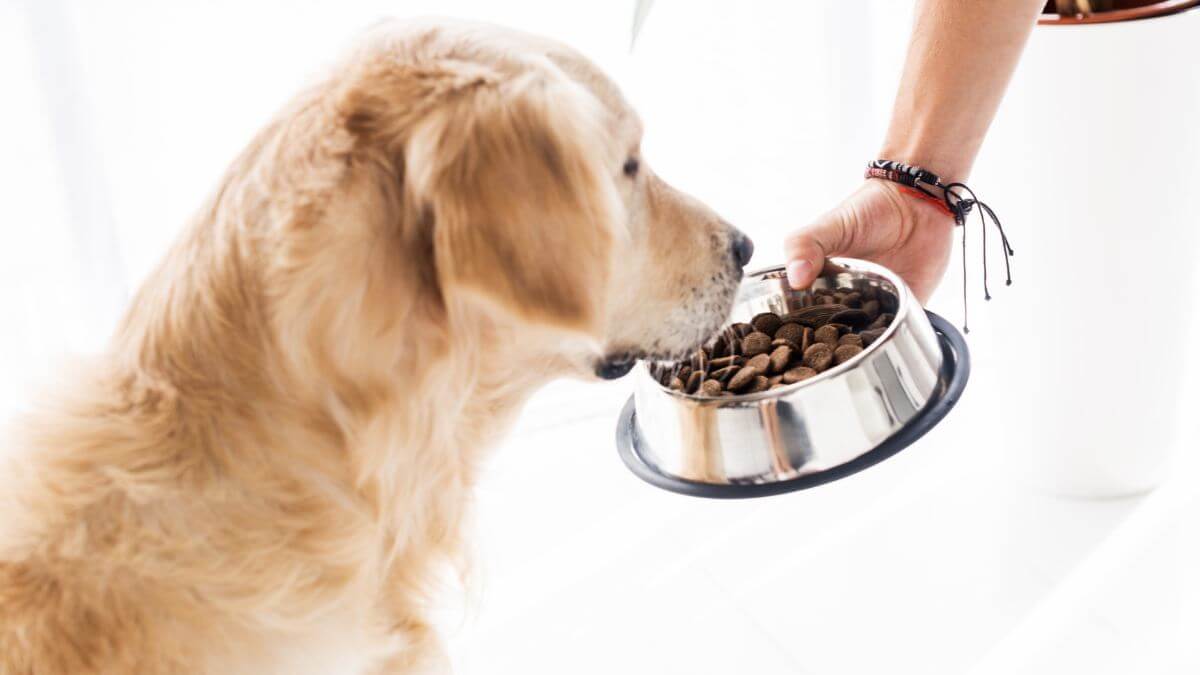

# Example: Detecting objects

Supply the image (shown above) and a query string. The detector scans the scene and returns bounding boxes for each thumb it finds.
[783,203,856,290]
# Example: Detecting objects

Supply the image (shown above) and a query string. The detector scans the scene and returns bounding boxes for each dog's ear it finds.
[403,69,618,335]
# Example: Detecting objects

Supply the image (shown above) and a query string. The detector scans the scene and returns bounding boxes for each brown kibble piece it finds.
[746,353,771,373]
[727,365,762,391]
[771,338,801,353]
[751,312,783,336]
[869,313,894,330]
[833,344,864,365]
[838,333,864,348]
[654,274,903,397]
[768,345,792,373]
[782,304,847,328]
[859,328,885,346]
[802,343,834,372]
[710,337,728,359]
[700,379,724,397]
[799,326,813,353]
[710,355,743,369]
[732,322,755,337]
[814,324,840,346]
[746,375,770,393]
[774,322,804,344]
[782,366,818,384]
[879,291,899,312]
[829,309,871,329]
[742,331,773,357]
[728,337,743,356]
[711,365,739,383]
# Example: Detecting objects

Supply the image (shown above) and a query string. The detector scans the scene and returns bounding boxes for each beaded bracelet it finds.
[865,159,1014,332]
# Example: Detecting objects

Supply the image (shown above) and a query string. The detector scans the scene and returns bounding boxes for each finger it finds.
[783,206,853,289]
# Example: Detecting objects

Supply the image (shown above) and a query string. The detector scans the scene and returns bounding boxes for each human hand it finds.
[783,179,956,303]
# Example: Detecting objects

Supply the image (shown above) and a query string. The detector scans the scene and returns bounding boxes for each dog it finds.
[0,19,753,674]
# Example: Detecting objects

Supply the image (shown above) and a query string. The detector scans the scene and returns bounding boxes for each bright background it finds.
[3,1,1200,673]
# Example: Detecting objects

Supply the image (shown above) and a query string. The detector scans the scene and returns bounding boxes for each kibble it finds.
[782,304,847,327]
[833,344,863,365]
[727,366,761,391]
[649,285,897,397]
[782,366,818,384]
[802,343,834,372]
[768,345,792,373]
[771,337,801,353]
[869,313,893,331]
[829,309,870,329]
[742,331,773,357]
[745,353,771,373]
[837,333,864,348]
[732,322,755,337]
[746,375,770,393]
[774,322,804,344]
[751,312,783,336]
[710,355,743,369]
[711,365,739,383]
[814,324,840,347]
[859,328,885,346]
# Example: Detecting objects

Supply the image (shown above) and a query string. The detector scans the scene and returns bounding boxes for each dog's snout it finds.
[730,228,754,268]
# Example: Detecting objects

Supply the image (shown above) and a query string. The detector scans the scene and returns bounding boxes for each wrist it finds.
[875,144,975,185]
[864,176,956,225]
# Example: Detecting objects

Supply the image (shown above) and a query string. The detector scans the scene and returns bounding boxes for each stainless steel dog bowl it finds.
[615,259,969,498]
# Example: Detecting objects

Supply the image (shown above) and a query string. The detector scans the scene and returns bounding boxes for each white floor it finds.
[441,362,1200,675]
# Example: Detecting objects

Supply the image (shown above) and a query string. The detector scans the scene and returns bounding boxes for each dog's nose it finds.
[730,229,755,268]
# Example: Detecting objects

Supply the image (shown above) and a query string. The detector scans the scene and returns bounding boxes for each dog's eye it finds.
[622,157,639,178]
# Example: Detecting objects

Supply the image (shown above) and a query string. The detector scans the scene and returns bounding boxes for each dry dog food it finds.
[650,285,897,397]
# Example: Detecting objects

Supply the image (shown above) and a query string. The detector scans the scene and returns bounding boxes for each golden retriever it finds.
[0,19,752,674]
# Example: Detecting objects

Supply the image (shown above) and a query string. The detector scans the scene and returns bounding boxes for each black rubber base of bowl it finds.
[615,311,970,499]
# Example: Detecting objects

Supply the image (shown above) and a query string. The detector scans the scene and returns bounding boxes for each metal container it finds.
[615,259,970,498]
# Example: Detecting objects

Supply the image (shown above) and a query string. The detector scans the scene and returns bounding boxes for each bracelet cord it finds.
[865,160,1014,333]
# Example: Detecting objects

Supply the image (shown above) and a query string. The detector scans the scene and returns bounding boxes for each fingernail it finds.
[786,259,811,289]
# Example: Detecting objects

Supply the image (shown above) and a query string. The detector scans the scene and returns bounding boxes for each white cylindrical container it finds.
[982,5,1200,497]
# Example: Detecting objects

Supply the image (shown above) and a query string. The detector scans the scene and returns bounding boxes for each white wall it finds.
[1,0,918,412]
[5,4,1200,671]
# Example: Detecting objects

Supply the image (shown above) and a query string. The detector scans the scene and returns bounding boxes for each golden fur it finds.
[0,20,746,674]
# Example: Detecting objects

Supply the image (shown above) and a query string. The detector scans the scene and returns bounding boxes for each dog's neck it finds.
[105,194,571,579]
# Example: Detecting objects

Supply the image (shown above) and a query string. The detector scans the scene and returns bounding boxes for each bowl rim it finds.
[641,258,914,406]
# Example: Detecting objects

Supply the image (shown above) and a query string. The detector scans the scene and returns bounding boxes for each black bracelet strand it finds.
[865,159,1014,333]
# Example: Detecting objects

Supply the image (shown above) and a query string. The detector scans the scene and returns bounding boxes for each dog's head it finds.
[333,21,752,381]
